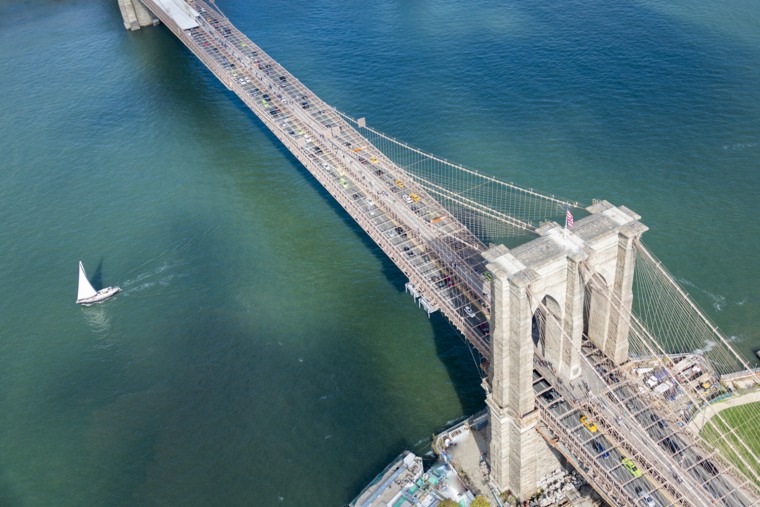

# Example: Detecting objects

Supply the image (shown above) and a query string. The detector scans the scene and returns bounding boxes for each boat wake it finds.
[722,141,758,151]
[412,437,429,449]
[692,339,717,355]
[691,335,740,355]
[677,277,744,312]
[120,260,189,295]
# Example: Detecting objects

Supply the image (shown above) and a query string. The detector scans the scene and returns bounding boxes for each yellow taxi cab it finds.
[580,415,598,433]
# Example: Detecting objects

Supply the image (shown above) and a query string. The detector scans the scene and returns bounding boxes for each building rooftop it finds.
[351,450,476,507]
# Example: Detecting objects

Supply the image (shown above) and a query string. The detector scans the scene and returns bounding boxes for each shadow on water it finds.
[112,9,488,401]
[89,257,104,289]
[235,116,488,416]
[159,39,489,417]
[429,313,486,415]
[226,105,488,417]
[138,27,486,495]
[87,257,119,291]
[212,101,488,416]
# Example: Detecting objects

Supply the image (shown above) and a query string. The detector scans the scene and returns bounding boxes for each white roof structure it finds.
[153,0,199,30]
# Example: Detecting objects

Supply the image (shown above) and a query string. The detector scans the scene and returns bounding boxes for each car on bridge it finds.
[635,486,656,507]
[402,194,413,204]
[540,388,560,402]
[464,305,476,318]
[649,413,668,429]
[700,459,719,476]
[410,193,421,202]
[661,437,681,454]
[477,322,490,336]
[621,457,642,478]
[395,180,405,188]
[591,439,610,459]
[580,415,597,432]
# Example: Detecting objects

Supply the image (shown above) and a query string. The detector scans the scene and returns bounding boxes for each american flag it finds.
[566,208,574,229]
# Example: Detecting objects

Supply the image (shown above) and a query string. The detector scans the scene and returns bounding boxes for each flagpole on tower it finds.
[564,207,574,239]
[565,208,574,230]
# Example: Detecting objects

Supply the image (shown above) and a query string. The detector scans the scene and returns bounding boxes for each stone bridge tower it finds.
[483,200,648,498]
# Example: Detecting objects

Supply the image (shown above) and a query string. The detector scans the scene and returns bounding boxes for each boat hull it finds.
[76,286,121,305]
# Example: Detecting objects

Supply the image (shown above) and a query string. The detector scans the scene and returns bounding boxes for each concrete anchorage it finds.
[118,0,158,31]
[483,200,647,499]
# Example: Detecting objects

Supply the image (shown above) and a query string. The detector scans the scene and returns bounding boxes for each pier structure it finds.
[117,0,157,30]
[125,1,760,505]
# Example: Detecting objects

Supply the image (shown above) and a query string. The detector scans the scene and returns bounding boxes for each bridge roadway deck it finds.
[142,0,495,356]
[136,2,758,505]
[533,337,757,507]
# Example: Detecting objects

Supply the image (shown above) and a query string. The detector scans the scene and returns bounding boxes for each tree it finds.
[470,496,492,507]
[438,500,458,507]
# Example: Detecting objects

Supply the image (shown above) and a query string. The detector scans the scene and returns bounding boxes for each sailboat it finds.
[76,261,120,305]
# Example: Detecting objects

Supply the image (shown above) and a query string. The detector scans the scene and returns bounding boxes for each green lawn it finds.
[700,401,760,485]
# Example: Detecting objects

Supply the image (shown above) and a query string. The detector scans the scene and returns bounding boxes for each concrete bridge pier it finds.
[118,0,158,31]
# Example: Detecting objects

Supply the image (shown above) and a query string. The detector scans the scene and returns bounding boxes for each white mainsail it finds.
[77,261,97,301]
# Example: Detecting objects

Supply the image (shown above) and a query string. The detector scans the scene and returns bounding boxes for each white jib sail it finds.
[77,261,97,300]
